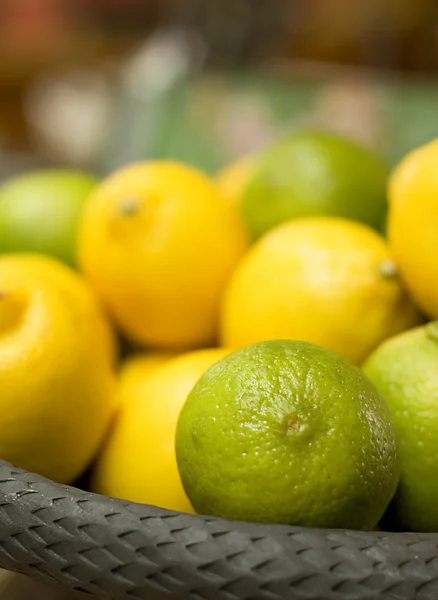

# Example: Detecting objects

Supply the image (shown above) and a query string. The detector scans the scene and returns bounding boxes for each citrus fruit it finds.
[121,351,180,381]
[242,130,389,239]
[78,161,249,350]
[221,217,422,365]
[0,255,117,483]
[0,170,98,266]
[176,340,399,529]
[216,154,255,207]
[92,347,232,512]
[116,351,179,406]
[388,138,438,319]
[0,253,118,365]
[363,322,438,532]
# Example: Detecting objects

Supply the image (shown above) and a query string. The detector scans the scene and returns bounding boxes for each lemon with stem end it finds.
[78,161,249,350]
[0,256,117,482]
[221,217,422,365]
[0,253,118,366]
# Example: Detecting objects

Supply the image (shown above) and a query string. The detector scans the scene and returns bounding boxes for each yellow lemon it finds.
[0,255,117,483]
[78,161,249,350]
[216,154,255,207]
[91,347,233,512]
[117,351,179,406]
[221,217,422,365]
[0,253,118,365]
[388,139,438,319]
[122,351,180,379]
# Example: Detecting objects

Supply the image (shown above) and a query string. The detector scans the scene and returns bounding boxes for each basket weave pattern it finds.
[0,461,437,599]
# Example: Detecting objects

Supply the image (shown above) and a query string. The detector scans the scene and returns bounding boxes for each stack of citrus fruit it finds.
[2,129,438,533]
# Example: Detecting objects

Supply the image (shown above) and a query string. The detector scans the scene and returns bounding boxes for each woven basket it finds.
[0,459,435,600]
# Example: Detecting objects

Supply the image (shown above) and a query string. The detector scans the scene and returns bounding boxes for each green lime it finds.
[242,130,390,239]
[0,170,98,266]
[176,339,399,529]
[363,322,438,532]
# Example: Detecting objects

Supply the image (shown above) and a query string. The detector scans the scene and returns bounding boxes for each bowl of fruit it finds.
[0,130,437,600]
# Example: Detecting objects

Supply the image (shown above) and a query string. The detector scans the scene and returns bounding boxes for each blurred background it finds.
[1,0,438,180]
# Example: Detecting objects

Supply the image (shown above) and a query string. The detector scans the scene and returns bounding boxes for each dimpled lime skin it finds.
[176,340,399,529]
[363,323,438,532]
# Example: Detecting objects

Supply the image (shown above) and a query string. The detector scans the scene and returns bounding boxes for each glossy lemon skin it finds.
[221,217,422,365]
[388,139,438,319]
[0,253,118,365]
[78,161,249,350]
[0,255,117,483]
[91,348,232,512]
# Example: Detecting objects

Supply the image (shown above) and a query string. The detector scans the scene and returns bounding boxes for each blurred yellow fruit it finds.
[216,154,255,207]
[117,351,179,405]
[91,347,232,512]
[221,217,422,365]
[388,139,438,319]
[122,351,180,379]
[0,255,117,483]
[78,161,249,350]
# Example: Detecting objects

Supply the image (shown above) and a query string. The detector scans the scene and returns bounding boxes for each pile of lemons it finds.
[1,129,438,531]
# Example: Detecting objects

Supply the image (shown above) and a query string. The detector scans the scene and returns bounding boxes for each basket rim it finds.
[0,459,435,600]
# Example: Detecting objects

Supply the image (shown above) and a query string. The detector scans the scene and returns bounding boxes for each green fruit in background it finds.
[176,339,399,529]
[363,322,438,532]
[0,170,98,266]
[241,130,390,239]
